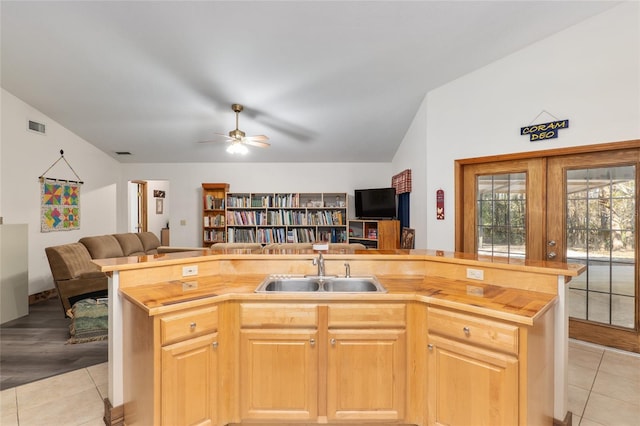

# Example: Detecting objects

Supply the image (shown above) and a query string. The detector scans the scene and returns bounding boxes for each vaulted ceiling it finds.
[1,1,618,163]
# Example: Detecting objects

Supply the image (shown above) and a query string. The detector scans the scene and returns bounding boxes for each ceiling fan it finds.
[200,104,270,154]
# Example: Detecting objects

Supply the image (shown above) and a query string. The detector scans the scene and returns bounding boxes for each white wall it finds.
[120,162,392,247]
[1,89,121,295]
[395,2,640,251]
[391,99,428,248]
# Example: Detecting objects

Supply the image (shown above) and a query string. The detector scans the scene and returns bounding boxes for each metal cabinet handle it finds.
[212,341,218,348]
[190,322,196,329]
[310,338,315,346]
[463,326,470,336]
[427,344,433,351]
[330,338,336,346]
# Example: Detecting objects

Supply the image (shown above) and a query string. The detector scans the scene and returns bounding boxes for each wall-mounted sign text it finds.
[520,119,569,141]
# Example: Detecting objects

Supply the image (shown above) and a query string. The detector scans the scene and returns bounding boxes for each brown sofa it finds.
[45,232,202,316]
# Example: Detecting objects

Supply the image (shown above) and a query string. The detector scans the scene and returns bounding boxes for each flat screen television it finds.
[354,187,397,219]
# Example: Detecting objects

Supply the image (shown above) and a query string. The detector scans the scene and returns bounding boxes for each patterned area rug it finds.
[67,298,108,344]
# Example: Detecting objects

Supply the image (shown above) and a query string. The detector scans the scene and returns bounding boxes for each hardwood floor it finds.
[0,297,107,390]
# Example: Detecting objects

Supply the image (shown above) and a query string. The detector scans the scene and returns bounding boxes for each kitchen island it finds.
[94,248,583,426]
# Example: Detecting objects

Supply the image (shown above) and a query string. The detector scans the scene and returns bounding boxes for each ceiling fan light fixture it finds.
[226,142,248,155]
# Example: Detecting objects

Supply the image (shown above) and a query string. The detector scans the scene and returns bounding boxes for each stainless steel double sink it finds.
[254,275,387,293]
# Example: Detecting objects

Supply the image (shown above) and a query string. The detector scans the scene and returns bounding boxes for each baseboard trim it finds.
[103,398,124,426]
[553,410,573,426]
[28,289,57,305]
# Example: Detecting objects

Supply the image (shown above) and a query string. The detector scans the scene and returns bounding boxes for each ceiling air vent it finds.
[115,151,132,156]
[27,120,46,134]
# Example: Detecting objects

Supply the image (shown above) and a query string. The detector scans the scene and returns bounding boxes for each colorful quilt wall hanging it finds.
[41,179,81,232]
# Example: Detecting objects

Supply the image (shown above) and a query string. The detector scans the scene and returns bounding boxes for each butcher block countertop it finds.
[111,247,576,325]
[119,275,556,325]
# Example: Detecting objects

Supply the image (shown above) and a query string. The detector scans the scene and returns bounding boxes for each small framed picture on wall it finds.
[156,198,163,214]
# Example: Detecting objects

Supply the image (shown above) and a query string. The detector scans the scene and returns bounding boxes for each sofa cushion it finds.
[45,243,100,281]
[113,233,146,256]
[80,235,124,259]
[136,231,161,254]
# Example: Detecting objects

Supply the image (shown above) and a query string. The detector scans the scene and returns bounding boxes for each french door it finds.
[457,142,640,352]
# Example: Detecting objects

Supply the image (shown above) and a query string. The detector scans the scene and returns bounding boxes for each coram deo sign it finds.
[520,119,569,141]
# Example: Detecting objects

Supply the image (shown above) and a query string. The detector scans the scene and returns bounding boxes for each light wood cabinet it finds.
[202,183,230,247]
[427,334,518,425]
[327,329,405,421]
[162,333,218,426]
[327,302,406,421]
[239,302,407,423]
[240,329,318,421]
[348,219,400,249]
[122,302,220,426]
[122,298,553,426]
[427,306,553,426]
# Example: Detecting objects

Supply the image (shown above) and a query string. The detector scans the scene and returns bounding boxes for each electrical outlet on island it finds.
[466,268,484,280]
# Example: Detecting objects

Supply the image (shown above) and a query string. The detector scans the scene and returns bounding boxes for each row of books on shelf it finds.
[226,193,346,209]
[226,194,303,208]
[227,228,257,243]
[203,230,226,243]
[203,214,224,227]
[228,228,316,244]
[226,194,300,208]
[258,228,317,244]
[205,195,224,210]
[226,210,345,226]
[226,228,348,244]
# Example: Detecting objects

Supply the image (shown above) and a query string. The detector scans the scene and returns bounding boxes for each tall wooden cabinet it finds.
[202,183,229,247]
[348,219,400,249]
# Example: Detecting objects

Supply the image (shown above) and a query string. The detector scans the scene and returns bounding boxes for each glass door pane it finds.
[476,173,526,259]
[566,166,636,329]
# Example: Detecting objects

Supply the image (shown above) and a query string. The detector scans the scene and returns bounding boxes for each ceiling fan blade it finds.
[245,134,270,142]
[198,138,232,144]
[198,133,233,144]
[243,138,271,148]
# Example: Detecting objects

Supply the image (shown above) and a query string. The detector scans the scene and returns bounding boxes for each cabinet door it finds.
[427,335,518,426]
[327,329,406,421]
[161,333,218,426]
[240,329,318,421]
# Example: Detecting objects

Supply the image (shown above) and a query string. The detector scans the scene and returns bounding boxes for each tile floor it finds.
[1,339,639,425]
[568,339,640,425]
[1,362,107,426]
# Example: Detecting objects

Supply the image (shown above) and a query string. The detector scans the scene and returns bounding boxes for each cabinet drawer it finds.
[240,303,317,327]
[328,303,406,328]
[160,306,218,346]
[427,307,518,355]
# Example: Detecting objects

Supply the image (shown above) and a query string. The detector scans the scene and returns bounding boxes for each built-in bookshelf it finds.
[225,192,348,244]
[202,183,230,247]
